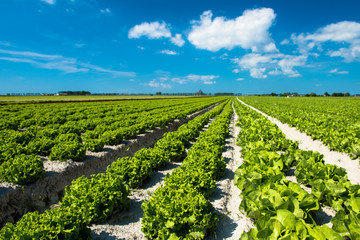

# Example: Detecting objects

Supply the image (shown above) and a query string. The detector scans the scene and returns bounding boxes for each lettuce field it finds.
[0,96,359,239]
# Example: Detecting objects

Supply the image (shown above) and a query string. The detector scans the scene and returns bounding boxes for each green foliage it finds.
[154,138,186,162]
[141,185,218,240]
[0,97,227,184]
[0,154,45,185]
[165,167,216,198]
[60,173,130,224]
[49,141,86,161]
[234,98,360,238]
[141,100,233,239]
[0,208,91,240]
[241,96,360,159]
[83,138,104,152]
[107,156,152,188]
[26,137,55,155]
[133,148,169,170]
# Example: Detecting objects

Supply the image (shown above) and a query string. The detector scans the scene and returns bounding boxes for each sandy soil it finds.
[207,105,254,240]
[238,99,360,185]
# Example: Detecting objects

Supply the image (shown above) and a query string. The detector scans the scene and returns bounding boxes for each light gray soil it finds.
[0,103,218,228]
[207,105,254,240]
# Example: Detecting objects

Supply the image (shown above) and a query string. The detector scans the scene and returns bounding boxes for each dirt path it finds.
[207,105,254,240]
[237,99,360,185]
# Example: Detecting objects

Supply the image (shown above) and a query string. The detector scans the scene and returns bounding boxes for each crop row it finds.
[236,98,360,238]
[240,96,360,159]
[141,100,233,239]
[0,97,225,185]
[0,99,229,239]
[233,99,346,239]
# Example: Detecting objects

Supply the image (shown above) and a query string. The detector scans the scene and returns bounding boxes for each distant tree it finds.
[324,92,330,97]
[292,92,299,97]
[305,94,310,97]
[310,92,317,97]
[331,92,345,97]
[345,92,351,97]
[156,92,162,96]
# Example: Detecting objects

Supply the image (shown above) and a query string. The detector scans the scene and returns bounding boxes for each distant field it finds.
[0,95,195,103]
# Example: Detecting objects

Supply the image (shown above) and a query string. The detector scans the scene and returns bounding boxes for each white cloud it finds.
[329,68,349,74]
[128,21,171,39]
[129,22,185,47]
[236,78,244,81]
[306,21,360,43]
[278,55,307,77]
[147,80,172,89]
[0,48,135,77]
[137,46,145,50]
[232,53,307,78]
[188,8,277,52]
[291,21,360,62]
[100,8,111,14]
[172,74,218,85]
[160,49,179,55]
[41,0,56,4]
[170,34,185,47]
[327,45,360,62]
[232,69,240,73]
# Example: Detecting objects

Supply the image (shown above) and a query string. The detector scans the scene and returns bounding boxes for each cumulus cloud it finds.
[160,49,179,55]
[236,78,244,81]
[129,21,185,47]
[232,53,307,78]
[291,21,360,61]
[188,8,277,52]
[0,48,135,77]
[172,74,218,85]
[170,34,185,47]
[128,21,171,39]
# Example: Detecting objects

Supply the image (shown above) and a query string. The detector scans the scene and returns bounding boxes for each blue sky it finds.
[1,0,360,95]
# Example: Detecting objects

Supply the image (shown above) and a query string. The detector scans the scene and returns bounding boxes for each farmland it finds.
[1,96,360,239]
